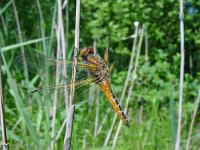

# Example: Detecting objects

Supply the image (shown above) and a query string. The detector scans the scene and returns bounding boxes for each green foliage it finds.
[81,0,200,74]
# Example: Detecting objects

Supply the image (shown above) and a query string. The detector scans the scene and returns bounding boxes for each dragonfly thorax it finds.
[88,61,110,83]
[80,47,110,83]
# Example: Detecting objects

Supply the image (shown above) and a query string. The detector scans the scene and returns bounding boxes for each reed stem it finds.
[0,50,9,150]
[185,90,200,150]
[175,0,185,149]
[64,0,80,149]
[12,0,29,81]
[94,39,99,138]
[112,26,144,149]
[144,25,149,61]
[50,24,62,150]
[104,21,139,146]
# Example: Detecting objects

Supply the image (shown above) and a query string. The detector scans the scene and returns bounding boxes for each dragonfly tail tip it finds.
[125,120,130,128]
[126,123,130,128]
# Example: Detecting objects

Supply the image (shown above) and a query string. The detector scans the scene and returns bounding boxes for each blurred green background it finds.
[0,0,200,149]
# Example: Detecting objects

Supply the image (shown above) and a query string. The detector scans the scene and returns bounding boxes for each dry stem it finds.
[175,0,185,149]
[0,50,9,150]
[104,21,139,146]
[112,26,144,149]
[185,90,200,150]
[64,0,80,149]
[50,25,62,150]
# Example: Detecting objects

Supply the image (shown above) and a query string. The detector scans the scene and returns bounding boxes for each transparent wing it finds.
[15,50,100,108]
[18,76,99,108]
[15,51,99,85]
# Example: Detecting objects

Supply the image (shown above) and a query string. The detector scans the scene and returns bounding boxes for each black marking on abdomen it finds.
[112,92,128,121]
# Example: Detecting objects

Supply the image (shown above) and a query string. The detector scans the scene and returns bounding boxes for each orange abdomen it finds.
[98,78,129,126]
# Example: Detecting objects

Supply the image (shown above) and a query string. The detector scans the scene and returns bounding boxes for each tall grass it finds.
[0,1,200,150]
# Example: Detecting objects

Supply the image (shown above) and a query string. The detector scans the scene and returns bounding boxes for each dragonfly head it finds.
[80,47,94,60]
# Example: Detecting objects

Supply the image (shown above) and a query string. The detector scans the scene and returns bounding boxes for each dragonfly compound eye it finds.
[80,47,94,60]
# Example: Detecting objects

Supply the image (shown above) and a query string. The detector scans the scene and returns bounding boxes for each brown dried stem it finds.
[94,39,99,138]
[175,0,185,149]
[50,25,62,150]
[64,0,80,149]
[144,25,149,61]
[186,90,200,150]
[112,26,144,149]
[104,21,139,146]
[0,51,9,150]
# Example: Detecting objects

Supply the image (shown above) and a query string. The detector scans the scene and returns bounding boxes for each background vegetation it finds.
[0,0,200,149]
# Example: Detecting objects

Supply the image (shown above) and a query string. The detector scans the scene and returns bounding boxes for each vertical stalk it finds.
[57,0,67,61]
[64,0,80,149]
[175,0,185,149]
[185,90,200,150]
[48,1,57,55]
[104,21,139,146]
[82,133,86,149]
[50,25,61,150]
[57,0,69,122]
[63,1,71,146]
[144,25,149,61]
[93,40,99,138]
[65,1,69,50]
[94,89,99,137]
[0,50,9,150]
[0,14,8,36]
[97,109,111,135]
[70,0,80,106]
[36,0,47,54]
[12,0,29,81]
[51,0,68,148]
[112,26,144,149]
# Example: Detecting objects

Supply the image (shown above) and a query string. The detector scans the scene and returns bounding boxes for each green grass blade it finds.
[1,37,50,52]
[0,0,12,15]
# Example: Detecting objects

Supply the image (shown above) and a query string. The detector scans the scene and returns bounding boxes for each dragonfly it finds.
[16,47,129,127]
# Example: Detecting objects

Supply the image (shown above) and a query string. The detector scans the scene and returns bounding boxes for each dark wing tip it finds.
[126,123,130,128]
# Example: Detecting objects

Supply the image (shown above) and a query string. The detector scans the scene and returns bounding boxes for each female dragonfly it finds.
[16,47,129,127]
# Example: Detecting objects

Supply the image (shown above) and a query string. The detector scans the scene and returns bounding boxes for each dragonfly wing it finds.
[21,76,98,108]
[15,51,66,76]
[16,51,98,85]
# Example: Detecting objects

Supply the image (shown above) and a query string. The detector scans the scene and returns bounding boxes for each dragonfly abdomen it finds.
[98,78,129,127]
[80,48,129,127]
